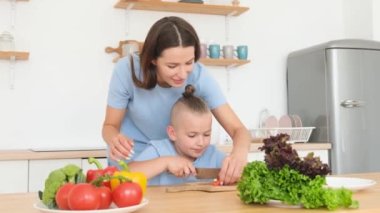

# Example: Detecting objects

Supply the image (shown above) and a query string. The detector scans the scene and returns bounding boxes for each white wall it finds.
[0,0,376,150]
[373,0,380,40]
[343,0,373,39]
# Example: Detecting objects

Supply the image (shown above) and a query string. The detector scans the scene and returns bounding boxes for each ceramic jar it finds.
[0,31,15,51]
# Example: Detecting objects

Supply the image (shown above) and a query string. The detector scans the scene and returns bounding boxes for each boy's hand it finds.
[167,157,196,177]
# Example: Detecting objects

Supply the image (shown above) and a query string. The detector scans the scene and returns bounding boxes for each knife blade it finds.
[195,168,220,179]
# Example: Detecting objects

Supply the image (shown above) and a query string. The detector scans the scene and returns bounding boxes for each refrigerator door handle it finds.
[340,99,365,108]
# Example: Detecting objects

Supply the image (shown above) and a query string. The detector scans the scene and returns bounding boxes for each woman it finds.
[102,16,251,185]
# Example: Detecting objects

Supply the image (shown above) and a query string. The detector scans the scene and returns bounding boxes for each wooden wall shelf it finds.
[0,51,30,60]
[115,0,249,16]
[106,40,250,67]
[199,58,250,67]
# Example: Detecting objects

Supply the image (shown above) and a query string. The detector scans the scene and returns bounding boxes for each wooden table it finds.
[0,173,378,213]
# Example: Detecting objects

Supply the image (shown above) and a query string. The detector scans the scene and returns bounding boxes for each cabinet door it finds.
[81,157,108,173]
[0,160,28,193]
[28,159,81,192]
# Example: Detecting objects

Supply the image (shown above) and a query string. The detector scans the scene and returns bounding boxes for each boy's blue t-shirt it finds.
[133,138,226,186]
[106,54,227,160]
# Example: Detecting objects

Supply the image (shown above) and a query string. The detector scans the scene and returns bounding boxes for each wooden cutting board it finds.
[166,182,237,193]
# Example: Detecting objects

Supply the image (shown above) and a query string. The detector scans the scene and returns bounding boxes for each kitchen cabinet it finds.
[28,159,82,193]
[0,160,28,193]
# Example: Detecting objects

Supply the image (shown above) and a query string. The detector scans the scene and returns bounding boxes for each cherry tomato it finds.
[97,186,112,209]
[112,182,143,207]
[55,183,75,210]
[212,179,222,186]
[68,183,100,210]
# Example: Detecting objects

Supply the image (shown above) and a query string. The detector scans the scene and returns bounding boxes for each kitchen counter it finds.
[0,143,331,161]
[0,172,378,213]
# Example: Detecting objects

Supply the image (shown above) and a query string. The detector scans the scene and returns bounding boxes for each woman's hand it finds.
[108,134,134,161]
[211,104,251,185]
[167,157,196,177]
[219,150,248,185]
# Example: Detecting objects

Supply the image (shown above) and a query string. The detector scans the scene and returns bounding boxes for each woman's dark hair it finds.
[175,84,208,114]
[131,16,201,89]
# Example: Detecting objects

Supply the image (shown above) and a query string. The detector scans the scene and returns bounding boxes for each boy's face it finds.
[167,110,212,161]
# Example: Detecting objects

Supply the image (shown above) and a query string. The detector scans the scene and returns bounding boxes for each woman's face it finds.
[153,46,195,88]
[167,110,212,161]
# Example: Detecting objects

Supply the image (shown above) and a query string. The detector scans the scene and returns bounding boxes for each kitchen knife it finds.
[195,168,220,179]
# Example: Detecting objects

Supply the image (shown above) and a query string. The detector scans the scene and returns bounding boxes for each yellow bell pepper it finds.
[110,161,147,195]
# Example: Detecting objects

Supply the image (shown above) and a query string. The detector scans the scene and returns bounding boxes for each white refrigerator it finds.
[287,39,380,174]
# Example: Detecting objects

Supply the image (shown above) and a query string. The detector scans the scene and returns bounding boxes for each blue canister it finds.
[236,45,248,60]
[208,44,220,59]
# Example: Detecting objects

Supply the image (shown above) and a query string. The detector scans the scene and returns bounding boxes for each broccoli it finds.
[61,164,82,183]
[40,164,84,209]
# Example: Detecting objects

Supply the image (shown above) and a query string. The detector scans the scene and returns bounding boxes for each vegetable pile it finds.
[237,134,359,210]
[39,158,147,210]
[39,164,85,209]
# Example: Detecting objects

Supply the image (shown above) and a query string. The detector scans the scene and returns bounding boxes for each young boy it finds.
[128,85,226,185]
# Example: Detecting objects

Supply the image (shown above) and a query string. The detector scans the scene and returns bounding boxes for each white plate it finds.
[33,198,149,213]
[326,177,377,191]
[290,114,302,127]
[264,115,278,128]
[278,115,292,128]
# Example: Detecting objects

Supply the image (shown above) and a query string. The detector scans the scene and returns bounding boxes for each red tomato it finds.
[97,186,112,209]
[112,182,143,208]
[55,183,75,210]
[212,179,222,186]
[67,183,100,210]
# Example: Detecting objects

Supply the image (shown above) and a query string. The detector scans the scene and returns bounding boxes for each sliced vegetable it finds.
[211,178,222,186]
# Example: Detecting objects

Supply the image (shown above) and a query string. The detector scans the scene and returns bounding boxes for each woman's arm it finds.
[211,103,251,185]
[102,106,134,160]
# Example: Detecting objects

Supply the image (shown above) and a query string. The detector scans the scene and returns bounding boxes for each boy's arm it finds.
[128,157,170,179]
[130,156,197,179]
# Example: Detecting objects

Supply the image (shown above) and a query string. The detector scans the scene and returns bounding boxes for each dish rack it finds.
[250,127,315,143]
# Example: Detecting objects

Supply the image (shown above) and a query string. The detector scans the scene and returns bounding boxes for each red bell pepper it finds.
[86,157,118,188]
